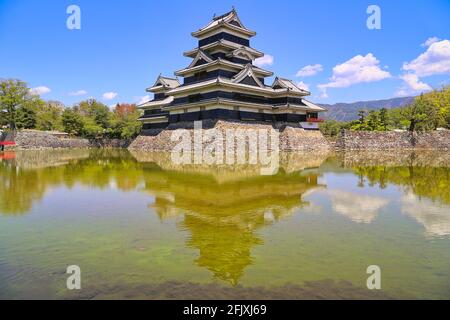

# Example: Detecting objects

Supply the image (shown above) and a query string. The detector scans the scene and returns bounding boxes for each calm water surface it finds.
[0,149,449,299]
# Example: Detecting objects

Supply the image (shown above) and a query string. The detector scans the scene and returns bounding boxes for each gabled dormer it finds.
[225,47,258,64]
[146,75,181,96]
[187,50,214,69]
[232,64,265,88]
[271,77,310,95]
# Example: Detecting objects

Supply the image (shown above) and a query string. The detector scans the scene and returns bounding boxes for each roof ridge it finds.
[160,75,179,81]
[212,9,234,21]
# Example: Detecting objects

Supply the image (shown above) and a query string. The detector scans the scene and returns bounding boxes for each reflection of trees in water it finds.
[0,149,144,215]
[0,167,47,214]
[353,166,450,205]
[0,149,325,285]
[2,149,449,282]
[339,151,450,237]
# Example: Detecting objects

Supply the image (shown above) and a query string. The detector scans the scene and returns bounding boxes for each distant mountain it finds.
[320,96,415,121]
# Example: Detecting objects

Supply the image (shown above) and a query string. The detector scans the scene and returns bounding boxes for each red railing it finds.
[0,141,16,146]
[306,118,324,123]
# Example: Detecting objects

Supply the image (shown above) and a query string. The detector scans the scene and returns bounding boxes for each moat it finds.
[0,149,449,299]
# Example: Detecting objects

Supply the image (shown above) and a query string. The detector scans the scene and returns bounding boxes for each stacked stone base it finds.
[8,130,130,150]
[335,130,450,150]
[128,120,331,152]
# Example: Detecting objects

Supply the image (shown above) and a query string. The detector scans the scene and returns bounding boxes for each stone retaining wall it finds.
[10,130,130,150]
[128,120,331,152]
[335,130,450,150]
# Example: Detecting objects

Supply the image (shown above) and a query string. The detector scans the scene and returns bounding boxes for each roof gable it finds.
[192,8,256,37]
[216,9,245,29]
[227,47,256,61]
[187,50,214,68]
[150,75,180,91]
[232,64,264,88]
[271,77,309,94]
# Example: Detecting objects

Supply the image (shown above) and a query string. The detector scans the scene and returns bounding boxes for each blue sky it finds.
[1,0,449,106]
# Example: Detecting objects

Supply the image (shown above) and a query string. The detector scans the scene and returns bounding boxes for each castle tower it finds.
[138,9,325,130]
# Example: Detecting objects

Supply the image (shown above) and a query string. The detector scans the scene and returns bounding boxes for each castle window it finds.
[188,94,202,103]
[194,71,208,82]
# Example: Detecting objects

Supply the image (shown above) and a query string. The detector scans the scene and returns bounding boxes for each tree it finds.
[81,116,104,138]
[0,79,43,130]
[76,99,111,130]
[109,104,142,139]
[358,109,366,124]
[114,103,137,118]
[319,120,347,137]
[15,102,39,129]
[379,108,389,131]
[401,95,428,132]
[366,111,381,131]
[62,108,84,136]
[36,101,64,131]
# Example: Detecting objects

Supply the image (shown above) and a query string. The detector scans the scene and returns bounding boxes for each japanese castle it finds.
[138,9,325,130]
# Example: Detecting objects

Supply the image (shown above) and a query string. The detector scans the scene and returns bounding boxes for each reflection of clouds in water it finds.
[326,190,389,223]
[401,193,450,237]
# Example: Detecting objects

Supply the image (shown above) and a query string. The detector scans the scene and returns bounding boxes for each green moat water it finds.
[0,149,449,299]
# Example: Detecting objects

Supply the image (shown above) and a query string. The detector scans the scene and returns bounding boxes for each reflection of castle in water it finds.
[131,151,327,285]
[1,149,450,283]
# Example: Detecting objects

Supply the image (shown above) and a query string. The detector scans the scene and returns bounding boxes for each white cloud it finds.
[295,64,323,77]
[421,36,440,47]
[403,39,450,77]
[395,74,432,96]
[254,54,274,67]
[68,90,87,96]
[401,192,450,237]
[318,54,391,94]
[326,190,389,224]
[137,95,150,105]
[296,81,309,91]
[30,86,51,95]
[102,91,118,100]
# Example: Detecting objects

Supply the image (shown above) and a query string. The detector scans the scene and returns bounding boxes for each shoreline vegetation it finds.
[1,78,449,151]
[0,79,142,140]
[320,86,450,138]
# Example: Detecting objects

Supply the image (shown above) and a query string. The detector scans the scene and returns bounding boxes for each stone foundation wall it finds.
[335,130,450,150]
[128,120,331,152]
[9,130,130,150]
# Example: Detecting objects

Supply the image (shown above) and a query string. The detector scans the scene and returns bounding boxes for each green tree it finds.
[62,108,84,136]
[319,120,347,137]
[108,104,142,139]
[379,108,389,131]
[401,95,429,132]
[76,99,111,130]
[366,110,381,131]
[15,102,39,129]
[0,79,43,130]
[81,116,104,138]
[36,101,64,131]
[358,109,366,124]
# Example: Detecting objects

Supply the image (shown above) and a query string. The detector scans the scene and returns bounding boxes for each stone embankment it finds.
[5,126,450,152]
[335,130,450,150]
[8,130,130,150]
[128,120,331,152]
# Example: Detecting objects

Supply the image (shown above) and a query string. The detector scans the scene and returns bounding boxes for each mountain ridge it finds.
[320,96,415,121]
